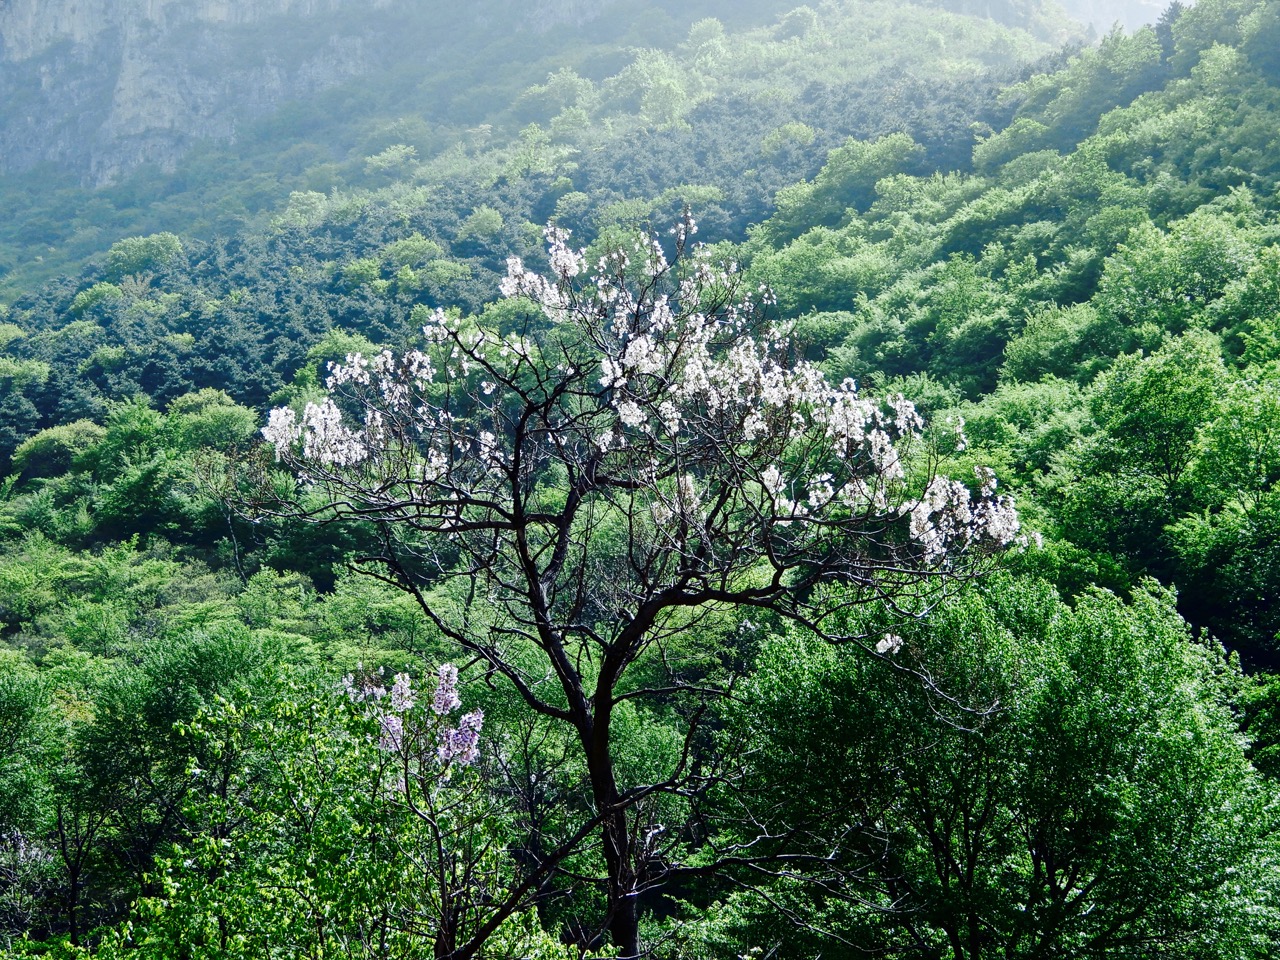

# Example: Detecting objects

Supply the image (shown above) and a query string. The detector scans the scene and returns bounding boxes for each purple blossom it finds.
[433,664,462,715]
[389,673,414,712]
[378,713,404,752]
[342,670,386,702]
[438,709,484,766]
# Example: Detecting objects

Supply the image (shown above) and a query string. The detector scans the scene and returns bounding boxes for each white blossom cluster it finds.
[263,221,1019,567]
[1,828,51,869]
[876,633,904,655]
[498,227,582,318]
[906,470,1020,563]
[262,399,369,467]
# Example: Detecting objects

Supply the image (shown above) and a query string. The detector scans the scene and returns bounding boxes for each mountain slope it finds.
[0,0,1077,299]
[743,0,1280,662]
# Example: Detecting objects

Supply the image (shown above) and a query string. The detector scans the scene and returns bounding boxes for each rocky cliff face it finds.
[0,0,364,63]
[0,0,383,184]
[0,0,602,185]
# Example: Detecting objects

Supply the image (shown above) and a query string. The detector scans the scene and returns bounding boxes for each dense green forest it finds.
[4,0,1280,957]
[0,0,1074,300]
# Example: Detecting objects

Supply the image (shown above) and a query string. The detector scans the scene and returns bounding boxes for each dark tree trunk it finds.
[583,707,642,959]
[608,885,641,960]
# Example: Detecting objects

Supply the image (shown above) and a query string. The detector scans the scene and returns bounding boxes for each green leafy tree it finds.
[104,668,575,960]
[456,207,506,247]
[10,421,107,481]
[1186,374,1280,513]
[1046,332,1226,578]
[0,651,55,949]
[1086,330,1227,497]
[164,390,258,453]
[102,234,184,282]
[763,133,925,243]
[1093,203,1261,339]
[724,575,1279,959]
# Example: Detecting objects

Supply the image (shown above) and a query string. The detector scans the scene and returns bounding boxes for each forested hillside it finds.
[0,0,1075,464]
[3,0,1280,958]
[0,0,1074,298]
[744,0,1280,666]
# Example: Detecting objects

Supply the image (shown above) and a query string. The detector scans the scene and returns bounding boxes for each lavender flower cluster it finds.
[341,664,483,766]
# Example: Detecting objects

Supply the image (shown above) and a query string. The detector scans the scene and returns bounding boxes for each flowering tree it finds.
[260,217,1019,957]
[108,667,580,960]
